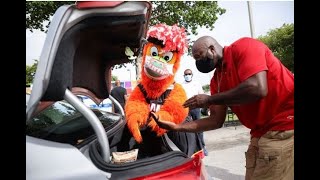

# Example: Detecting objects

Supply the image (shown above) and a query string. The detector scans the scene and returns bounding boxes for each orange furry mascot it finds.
[125,24,189,143]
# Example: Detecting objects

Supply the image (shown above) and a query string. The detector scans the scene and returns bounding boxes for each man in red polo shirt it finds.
[153,36,294,180]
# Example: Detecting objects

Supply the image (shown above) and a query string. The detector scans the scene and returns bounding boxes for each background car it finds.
[26,1,210,180]
[201,107,211,116]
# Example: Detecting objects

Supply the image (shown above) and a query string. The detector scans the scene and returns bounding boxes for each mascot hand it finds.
[127,114,147,143]
[148,112,167,136]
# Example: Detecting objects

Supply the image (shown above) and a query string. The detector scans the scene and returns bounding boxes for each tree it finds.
[150,1,225,35]
[26,1,225,36]
[26,60,38,86]
[257,23,294,72]
[112,75,118,81]
[202,84,210,93]
[26,1,74,32]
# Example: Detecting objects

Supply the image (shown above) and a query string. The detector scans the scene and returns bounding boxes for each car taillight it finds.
[192,149,205,159]
[131,152,207,180]
[76,1,124,9]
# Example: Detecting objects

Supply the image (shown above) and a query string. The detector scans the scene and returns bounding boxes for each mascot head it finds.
[141,24,188,83]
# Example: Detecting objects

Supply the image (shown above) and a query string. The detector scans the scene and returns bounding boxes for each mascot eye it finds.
[163,52,174,62]
[150,47,158,57]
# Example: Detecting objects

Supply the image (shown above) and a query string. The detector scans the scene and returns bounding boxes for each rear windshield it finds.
[26,100,122,146]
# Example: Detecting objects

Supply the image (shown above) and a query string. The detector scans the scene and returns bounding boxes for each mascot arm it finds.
[148,84,189,136]
[125,87,150,143]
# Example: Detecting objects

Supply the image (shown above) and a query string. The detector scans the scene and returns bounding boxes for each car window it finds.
[26,100,122,146]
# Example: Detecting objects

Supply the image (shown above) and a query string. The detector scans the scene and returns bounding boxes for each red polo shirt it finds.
[210,37,294,138]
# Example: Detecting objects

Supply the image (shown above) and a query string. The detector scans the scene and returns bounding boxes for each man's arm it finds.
[184,71,267,109]
[154,105,227,133]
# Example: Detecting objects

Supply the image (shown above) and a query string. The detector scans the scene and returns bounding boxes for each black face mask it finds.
[196,57,215,73]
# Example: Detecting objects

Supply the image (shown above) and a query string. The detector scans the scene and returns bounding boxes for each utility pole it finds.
[247,1,255,38]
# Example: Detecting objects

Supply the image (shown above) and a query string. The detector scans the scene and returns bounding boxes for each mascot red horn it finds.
[125,24,189,143]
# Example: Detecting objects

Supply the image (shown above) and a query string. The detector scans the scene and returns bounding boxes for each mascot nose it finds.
[151,59,165,68]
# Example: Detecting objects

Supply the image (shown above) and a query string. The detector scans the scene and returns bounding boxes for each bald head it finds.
[184,69,192,75]
[115,80,121,86]
[191,36,224,63]
[192,36,219,55]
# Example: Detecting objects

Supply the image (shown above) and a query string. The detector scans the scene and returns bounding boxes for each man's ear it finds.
[209,45,215,52]
[208,45,217,57]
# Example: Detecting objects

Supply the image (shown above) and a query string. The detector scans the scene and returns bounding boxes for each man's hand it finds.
[151,112,179,131]
[183,94,211,109]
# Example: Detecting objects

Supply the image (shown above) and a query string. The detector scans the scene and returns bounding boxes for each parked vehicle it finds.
[201,107,211,116]
[26,1,209,179]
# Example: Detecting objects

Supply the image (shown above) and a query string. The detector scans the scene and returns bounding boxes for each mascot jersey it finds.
[125,24,189,143]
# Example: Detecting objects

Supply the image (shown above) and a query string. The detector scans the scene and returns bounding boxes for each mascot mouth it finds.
[144,56,173,80]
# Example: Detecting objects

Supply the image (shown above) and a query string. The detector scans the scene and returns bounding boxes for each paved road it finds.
[202,125,250,180]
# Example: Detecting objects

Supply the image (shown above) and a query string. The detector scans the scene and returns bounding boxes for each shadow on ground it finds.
[205,165,245,180]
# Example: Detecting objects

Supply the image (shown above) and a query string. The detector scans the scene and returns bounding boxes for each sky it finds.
[26,1,294,86]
